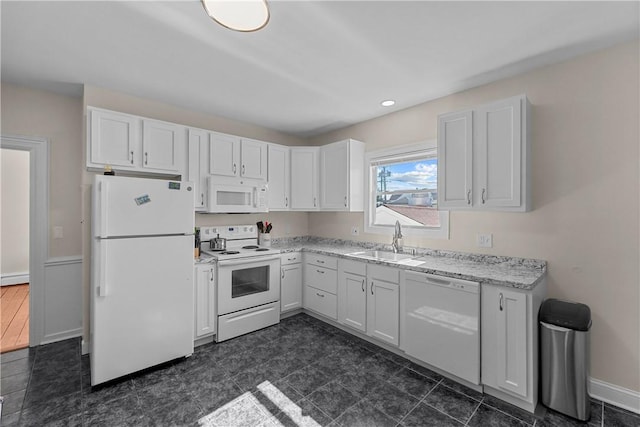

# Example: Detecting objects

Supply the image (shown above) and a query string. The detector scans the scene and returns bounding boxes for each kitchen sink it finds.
[347,250,415,263]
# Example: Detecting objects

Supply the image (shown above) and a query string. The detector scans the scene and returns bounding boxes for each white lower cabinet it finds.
[280,252,302,313]
[303,253,337,319]
[338,259,367,333]
[481,281,547,412]
[336,260,400,347]
[367,276,400,346]
[194,264,216,339]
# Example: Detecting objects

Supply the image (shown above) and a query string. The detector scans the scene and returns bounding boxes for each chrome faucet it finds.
[392,220,403,253]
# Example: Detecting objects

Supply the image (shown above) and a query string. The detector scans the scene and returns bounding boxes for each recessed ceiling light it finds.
[202,0,270,32]
[381,100,396,107]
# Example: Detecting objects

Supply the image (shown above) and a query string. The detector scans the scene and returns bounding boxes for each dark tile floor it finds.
[1,313,639,426]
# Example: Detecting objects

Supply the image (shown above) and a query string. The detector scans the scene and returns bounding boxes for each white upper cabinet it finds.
[319,139,365,211]
[267,144,290,210]
[209,132,240,177]
[241,138,268,180]
[209,132,267,181]
[89,108,140,169]
[437,94,530,211]
[187,128,209,210]
[438,110,473,208]
[142,119,183,172]
[476,97,523,208]
[87,107,185,176]
[290,147,319,210]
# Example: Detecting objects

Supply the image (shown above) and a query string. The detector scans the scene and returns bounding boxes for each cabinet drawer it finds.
[304,265,338,294]
[304,285,337,320]
[305,253,338,270]
[339,259,366,276]
[368,264,400,284]
[281,252,301,265]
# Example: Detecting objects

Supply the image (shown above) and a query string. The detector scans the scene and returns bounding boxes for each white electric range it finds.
[200,225,281,342]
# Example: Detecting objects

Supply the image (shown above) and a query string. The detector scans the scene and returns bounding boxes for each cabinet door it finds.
[496,288,528,397]
[339,272,366,333]
[210,132,240,177]
[241,139,267,180]
[188,129,208,209]
[437,110,473,208]
[367,279,399,346]
[320,140,349,210]
[142,120,183,172]
[281,264,302,312]
[268,144,290,210]
[194,265,216,338]
[290,147,319,210]
[483,286,528,398]
[89,109,140,168]
[475,96,522,207]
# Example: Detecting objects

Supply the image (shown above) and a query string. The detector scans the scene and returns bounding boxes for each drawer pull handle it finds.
[316,269,325,274]
[317,260,324,264]
[467,189,472,205]
[281,268,285,279]
[361,279,365,292]
[145,152,148,165]
[130,151,134,164]
[481,188,486,204]
[316,293,325,298]
[499,293,504,311]
[287,257,296,262]
[371,281,374,295]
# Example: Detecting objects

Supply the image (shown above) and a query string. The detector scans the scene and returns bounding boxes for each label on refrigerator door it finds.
[134,194,151,206]
[168,182,181,190]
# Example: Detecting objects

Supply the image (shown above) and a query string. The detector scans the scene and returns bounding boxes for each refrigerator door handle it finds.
[100,180,109,238]
[98,240,108,297]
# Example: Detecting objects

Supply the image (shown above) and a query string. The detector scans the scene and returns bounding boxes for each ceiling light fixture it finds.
[201,0,270,32]
[381,100,396,107]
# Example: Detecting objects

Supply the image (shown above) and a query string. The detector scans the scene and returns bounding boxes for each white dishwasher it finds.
[403,271,480,384]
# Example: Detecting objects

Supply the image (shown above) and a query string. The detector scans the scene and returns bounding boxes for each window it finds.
[365,141,449,238]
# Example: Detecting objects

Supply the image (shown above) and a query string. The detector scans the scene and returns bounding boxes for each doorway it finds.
[1,148,30,352]
[0,135,48,350]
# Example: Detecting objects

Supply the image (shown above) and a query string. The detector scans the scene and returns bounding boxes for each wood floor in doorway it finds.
[1,284,29,353]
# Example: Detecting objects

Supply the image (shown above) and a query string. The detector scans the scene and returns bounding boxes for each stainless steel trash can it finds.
[539,298,592,421]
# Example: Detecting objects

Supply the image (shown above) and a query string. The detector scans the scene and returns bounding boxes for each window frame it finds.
[364,140,449,239]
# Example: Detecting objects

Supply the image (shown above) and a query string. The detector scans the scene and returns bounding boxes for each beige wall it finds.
[1,149,30,275]
[1,83,83,258]
[309,41,640,392]
[3,41,637,395]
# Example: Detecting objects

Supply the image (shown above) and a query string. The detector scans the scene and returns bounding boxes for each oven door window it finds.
[232,265,269,298]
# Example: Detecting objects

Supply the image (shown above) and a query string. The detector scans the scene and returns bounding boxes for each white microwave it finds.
[207,177,268,213]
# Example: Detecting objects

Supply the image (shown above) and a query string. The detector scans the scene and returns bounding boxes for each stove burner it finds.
[208,248,225,252]
[255,248,270,252]
[242,245,259,249]
[219,250,240,255]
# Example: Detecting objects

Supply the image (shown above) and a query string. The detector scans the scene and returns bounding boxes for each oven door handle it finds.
[217,254,281,267]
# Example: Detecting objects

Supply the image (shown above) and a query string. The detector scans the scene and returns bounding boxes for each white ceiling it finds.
[2,1,638,137]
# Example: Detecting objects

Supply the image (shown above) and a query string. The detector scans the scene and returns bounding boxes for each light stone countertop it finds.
[271,237,546,290]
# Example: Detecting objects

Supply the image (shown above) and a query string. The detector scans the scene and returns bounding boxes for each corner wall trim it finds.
[591,377,640,414]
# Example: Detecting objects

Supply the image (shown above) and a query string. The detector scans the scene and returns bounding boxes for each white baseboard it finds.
[1,272,29,286]
[591,377,640,414]
[40,328,83,345]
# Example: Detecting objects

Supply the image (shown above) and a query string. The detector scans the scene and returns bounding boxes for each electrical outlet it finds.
[477,233,493,248]
[351,226,359,236]
[53,226,63,239]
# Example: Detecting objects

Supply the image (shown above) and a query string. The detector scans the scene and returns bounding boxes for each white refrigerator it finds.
[91,175,194,386]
